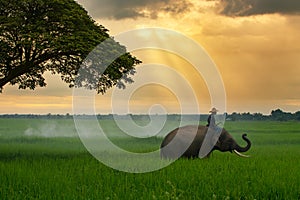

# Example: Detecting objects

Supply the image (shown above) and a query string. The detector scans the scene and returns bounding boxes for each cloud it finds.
[77,0,193,20]
[218,0,300,16]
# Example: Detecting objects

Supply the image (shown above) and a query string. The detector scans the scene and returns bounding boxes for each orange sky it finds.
[1,0,300,114]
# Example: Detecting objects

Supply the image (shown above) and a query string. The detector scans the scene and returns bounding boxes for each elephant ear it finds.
[198,127,222,158]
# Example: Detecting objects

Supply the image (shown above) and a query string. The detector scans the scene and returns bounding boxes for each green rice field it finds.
[0,118,300,199]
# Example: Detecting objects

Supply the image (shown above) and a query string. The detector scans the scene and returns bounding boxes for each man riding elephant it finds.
[207,107,218,127]
[206,107,222,145]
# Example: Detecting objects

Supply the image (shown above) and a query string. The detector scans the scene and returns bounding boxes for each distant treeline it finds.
[0,109,300,121]
[227,109,300,121]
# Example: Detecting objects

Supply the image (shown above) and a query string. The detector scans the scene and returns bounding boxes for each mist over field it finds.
[24,122,76,138]
[13,115,195,139]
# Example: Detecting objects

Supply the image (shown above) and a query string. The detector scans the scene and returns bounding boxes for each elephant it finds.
[160,125,251,159]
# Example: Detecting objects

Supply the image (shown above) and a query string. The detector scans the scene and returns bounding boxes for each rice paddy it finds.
[0,118,299,199]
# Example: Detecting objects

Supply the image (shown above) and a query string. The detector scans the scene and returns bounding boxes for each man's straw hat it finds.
[209,107,218,113]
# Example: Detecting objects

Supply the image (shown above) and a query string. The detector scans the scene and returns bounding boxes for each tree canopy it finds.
[0,0,141,93]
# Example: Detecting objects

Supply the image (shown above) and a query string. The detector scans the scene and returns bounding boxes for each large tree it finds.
[0,0,141,93]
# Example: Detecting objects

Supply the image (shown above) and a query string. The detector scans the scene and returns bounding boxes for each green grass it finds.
[0,119,300,199]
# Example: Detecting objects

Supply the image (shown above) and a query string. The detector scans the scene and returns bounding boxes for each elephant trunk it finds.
[233,134,251,152]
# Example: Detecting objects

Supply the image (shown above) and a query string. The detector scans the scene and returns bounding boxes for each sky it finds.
[1,0,300,115]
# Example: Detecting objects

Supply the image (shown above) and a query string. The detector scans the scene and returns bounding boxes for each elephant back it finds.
[160,125,208,159]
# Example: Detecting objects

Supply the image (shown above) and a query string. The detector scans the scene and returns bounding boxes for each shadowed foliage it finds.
[0,0,141,93]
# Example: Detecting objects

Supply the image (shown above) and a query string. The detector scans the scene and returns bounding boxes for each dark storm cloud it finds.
[219,0,300,16]
[77,0,193,20]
